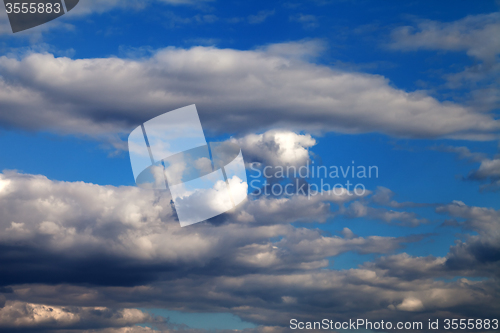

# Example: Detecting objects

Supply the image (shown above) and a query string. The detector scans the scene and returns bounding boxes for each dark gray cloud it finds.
[436,201,500,276]
[0,171,498,332]
[467,158,500,191]
[0,170,417,287]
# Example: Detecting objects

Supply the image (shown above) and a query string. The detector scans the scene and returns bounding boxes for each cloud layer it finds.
[0,41,498,141]
[0,168,498,332]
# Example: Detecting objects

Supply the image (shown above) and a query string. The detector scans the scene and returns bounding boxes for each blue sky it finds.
[0,1,499,332]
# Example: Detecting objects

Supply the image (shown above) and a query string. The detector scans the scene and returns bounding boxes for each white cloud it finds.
[0,42,497,141]
[395,297,425,312]
[389,12,500,64]
[236,130,316,168]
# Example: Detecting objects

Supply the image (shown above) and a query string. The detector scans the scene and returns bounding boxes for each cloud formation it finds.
[389,12,500,64]
[0,169,413,286]
[0,301,153,331]
[389,12,500,114]
[0,170,498,332]
[435,144,500,191]
[0,42,498,141]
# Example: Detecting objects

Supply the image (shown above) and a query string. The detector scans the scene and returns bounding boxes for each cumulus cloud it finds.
[1,170,498,332]
[0,42,497,141]
[236,130,316,168]
[0,170,415,287]
[436,201,500,276]
[5,266,499,331]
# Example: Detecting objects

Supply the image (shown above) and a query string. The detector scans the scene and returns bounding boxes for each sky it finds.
[0,0,499,332]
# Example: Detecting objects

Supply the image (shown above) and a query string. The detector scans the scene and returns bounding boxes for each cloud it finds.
[435,144,500,191]
[430,145,487,163]
[0,42,497,141]
[389,12,500,64]
[468,158,500,191]
[0,170,413,287]
[0,301,153,331]
[389,12,500,113]
[63,0,214,16]
[162,12,219,28]
[289,14,318,29]
[436,201,500,276]
[3,170,488,331]
[370,186,431,208]
[6,266,499,331]
[0,0,214,36]
[395,297,424,312]
[345,200,429,226]
[236,130,316,168]
[2,170,498,332]
[248,10,275,24]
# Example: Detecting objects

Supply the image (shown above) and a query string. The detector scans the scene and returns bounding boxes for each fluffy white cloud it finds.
[236,130,316,168]
[0,42,497,140]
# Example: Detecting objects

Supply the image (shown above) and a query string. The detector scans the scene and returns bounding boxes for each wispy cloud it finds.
[248,10,275,24]
[289,14,319,29]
